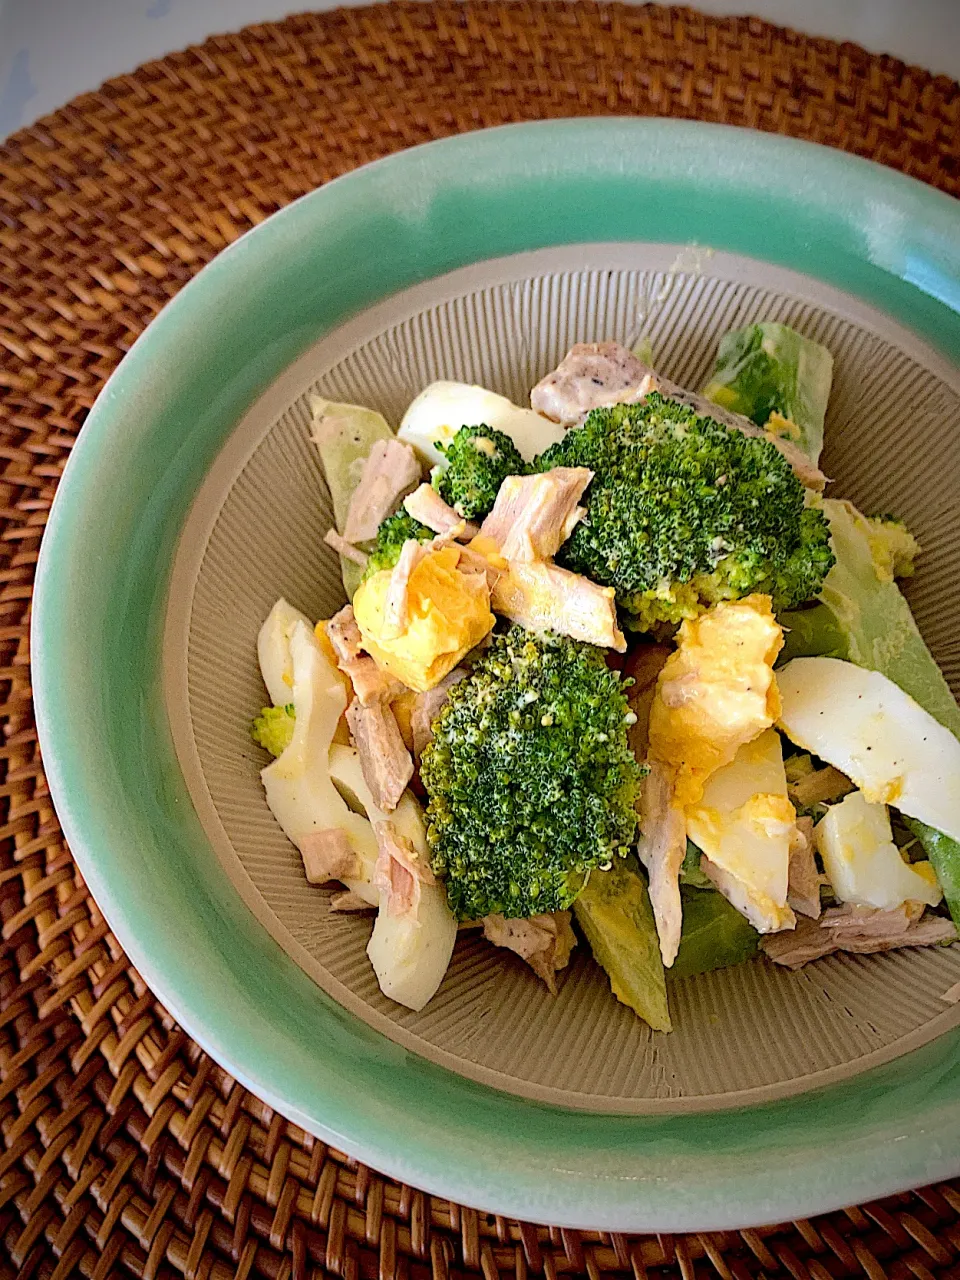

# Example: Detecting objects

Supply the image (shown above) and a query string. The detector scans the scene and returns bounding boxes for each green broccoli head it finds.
[535,394,835,630]
[865,514,921,582]
[362,509,433,580]
[252,704,296,757]
[421,626,643,921]
[433,424,527,520]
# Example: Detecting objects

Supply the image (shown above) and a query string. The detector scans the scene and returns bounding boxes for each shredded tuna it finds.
[329,890,375,912]
[482,911,576,994]
[349,659,405,707]
[826,900,925,937]
[625,645,673,758]
[324,528,369,566]
[411,667,469,761]
[636,763,687,967]
[788,765,855,809]
[404,484,479,539]
[479,468,593,562]
[761,903,957,969]
[326,604,364,662]
[342,438,422,544]
[531,342,826,489]
[491,560,626,651]
[455,545,504,591]
[326,606,404,706]
[383,538,430,638]
[763,433,828,491]
[299,828,361,885]
[530,342,656,425]
[787,816,823,919]
[373,821,435,918]
[345,698,414,812]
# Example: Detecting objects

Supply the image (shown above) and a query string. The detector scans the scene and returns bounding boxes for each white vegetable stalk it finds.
[257,599,456,1012]
[259,616,378,872]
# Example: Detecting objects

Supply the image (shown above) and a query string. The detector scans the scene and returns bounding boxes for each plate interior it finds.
[167,244,960,1113]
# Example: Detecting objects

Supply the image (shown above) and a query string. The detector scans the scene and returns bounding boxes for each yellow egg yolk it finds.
[648,594,784,807]
[352,546,494,693]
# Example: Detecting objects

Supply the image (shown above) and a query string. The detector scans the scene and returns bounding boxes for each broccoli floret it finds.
[421,627,642,921]
[362,510,433,579]
[251,703,296,757]
[865,514,921,581]
[535,394,835,630]
[433,424,526,520]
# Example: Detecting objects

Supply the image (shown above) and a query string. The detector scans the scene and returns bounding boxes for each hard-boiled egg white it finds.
[329,743,457,1011]
[778,657,960,842]
[260,619,379,874]
[685,729,796,933]
[366,871,457,1013]
[815,789,941,910]
[327,743,425,905]
[398,380,565,468]
[257,597,312,706]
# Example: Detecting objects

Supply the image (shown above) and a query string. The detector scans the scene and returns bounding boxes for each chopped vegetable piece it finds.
[434,425,527,521]
[780,499,960,738]
[669,886,760,981]
[362,510,434,580]
[702,322,834,463]
[573,857,671,1031]
[422,627,642,921]
[311,398,396,598]
[680,841,713,889]
[905,819,960,932]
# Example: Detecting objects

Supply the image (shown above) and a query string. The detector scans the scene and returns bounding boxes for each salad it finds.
[249,322,960,1030]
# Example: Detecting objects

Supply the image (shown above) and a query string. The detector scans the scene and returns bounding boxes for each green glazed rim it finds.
[32,119,960,1231]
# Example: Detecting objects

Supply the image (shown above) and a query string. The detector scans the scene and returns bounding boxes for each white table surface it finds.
[1,0,959,141]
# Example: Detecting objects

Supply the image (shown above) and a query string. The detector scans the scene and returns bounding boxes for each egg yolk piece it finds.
[685,731,797,934]
[352,546,494,693]
[648,594,784,807]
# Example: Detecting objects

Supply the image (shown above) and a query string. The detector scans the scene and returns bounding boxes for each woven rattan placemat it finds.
[2,3,960,1276]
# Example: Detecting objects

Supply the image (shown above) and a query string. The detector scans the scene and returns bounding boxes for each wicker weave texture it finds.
[1,3,960,1276]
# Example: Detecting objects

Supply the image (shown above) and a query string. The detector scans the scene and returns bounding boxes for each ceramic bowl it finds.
[33,119,960,1230]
